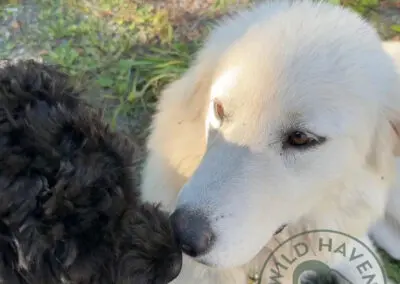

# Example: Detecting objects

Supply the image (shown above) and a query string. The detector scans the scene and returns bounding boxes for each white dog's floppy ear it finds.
[382,41,400,156]
[141,35,228,209]
[367,41,400,177]
[153,37,229,126]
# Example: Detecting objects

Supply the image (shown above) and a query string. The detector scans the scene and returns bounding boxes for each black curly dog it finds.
[0,60,182,284]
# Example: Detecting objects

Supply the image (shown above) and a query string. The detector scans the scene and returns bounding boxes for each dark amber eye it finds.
[213,99,225,122]
[284,130,325,150]
[287,131,313,146]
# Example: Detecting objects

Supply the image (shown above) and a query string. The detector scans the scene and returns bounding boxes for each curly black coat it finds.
[0,60,182,284]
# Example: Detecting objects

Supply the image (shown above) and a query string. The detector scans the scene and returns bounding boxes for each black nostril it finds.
[180,243,195,256]
[170,207,215,258]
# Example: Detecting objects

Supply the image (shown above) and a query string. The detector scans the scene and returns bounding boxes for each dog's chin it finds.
[195,247,258,268]
[196,258,217,267]
[195,256,241,269]
[195,223,288,269]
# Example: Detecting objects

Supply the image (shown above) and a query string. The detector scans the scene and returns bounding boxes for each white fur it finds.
[368,40,400,261]
[141,1,400,283]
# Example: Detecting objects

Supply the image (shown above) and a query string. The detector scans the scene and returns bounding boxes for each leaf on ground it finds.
[391,25,400,33]
[359,0,379,6]
[100,10,113,17]
[75,48,84,55]
[38,50,49,56]
[11,20,21,30]
[381,0,400,8]
[97,76,114,87]
[392,35,400,41]
[118,59,136,70]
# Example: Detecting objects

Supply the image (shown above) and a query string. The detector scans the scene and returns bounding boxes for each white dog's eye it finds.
[284,131,324,149]
[213,99,225,123]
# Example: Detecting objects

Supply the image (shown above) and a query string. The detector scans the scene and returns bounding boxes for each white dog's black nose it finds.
[170,207,214,257]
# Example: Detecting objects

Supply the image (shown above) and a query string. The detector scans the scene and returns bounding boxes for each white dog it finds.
[141,0,400,283]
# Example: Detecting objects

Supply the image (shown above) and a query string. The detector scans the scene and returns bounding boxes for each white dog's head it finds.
[170,1,400,268]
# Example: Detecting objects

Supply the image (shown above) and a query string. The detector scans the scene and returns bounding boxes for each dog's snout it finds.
[170,208,215,258]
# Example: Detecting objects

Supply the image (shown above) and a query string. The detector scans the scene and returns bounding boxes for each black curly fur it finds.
[301,271,343,284]
[0,60,182,284]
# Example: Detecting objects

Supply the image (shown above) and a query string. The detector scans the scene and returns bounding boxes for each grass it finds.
[0,0,398,125]
[1,0,202,133]
[1,0,400,282]
[380,247,400,282]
